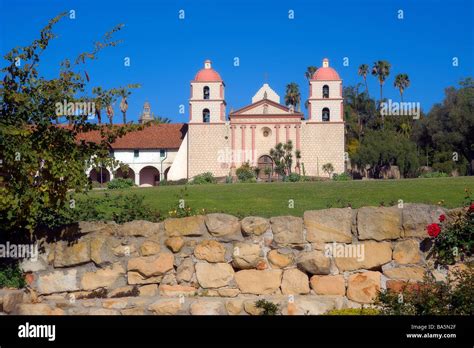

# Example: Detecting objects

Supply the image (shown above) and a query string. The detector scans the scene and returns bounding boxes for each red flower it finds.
[439,214,446,222]
[469,203,474,211]
[427,223,441,238]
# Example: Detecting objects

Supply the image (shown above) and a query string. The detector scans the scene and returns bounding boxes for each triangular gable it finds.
[230,99,301,116]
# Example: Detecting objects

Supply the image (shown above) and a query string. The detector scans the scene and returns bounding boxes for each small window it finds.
[203,108,210,123]
[323,85,329,98]
[203,86,210,100]
[134,149,139,157]
[110,150,114,157]
[160,149,166,158]
[322,108,330,122]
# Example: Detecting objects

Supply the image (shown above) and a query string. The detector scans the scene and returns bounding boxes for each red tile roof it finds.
[77,123,188,149]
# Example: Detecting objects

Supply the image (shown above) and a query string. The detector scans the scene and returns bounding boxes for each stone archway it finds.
[139,166,160,186]
[89,167,111,184]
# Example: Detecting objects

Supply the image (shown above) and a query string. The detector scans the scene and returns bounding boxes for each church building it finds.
[87,58,345,185]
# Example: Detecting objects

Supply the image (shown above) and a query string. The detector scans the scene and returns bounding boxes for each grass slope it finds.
[84,177,474,218]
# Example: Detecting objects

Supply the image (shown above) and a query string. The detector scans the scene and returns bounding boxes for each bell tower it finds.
[189,59,226,123]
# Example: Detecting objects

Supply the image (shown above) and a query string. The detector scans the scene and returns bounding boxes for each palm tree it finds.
[106,104,114,125]
[358,64,369,95]
[305,66,318,81]
[371,60,391,125]
[147,116,172,126]
[295,149,302,174]
[284,82,301,111]
[394,73,410,102]
[304,66,318,109]
[92,87,104,124]
[119,88,130,124]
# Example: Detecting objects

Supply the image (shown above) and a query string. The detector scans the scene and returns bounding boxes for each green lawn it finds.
[84,177,474,218]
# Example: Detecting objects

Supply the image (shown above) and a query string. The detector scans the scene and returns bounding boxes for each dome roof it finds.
[312,58,341,81]
[194,59,222,82]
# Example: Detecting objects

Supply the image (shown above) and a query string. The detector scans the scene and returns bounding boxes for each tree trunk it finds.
[380,84,384,127]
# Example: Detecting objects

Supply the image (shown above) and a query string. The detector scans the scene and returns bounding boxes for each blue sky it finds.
[1,0,473,123]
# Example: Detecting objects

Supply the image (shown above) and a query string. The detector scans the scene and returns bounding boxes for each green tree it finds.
[269,141,294,179]
[358,64,369,96]
[284,83,301,111]
[412,78,474,175]
[0,13,141,240]
[304,66,318,109]
[394,73,410,102]
[371,60,391,124]
[322,163,334,178]
[352,129,420,178]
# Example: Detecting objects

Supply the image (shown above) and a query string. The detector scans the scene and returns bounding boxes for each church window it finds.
[322,108,330,122]
[262,127,272,137]
[323,85,329,98]
[203,108,210,123]
[203,86,210,100]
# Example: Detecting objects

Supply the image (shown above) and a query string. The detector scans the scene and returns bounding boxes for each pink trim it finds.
[310,83,313,98]
[308,102,312,120]
[230,121,301,125]
[285,125,290,142]
[191,99,226,103]
[295,125,301,150]
[190,85,193,98]
[230,114,303,119]
[275,125,280,144]
[231,125,236,168]
[230,98,297,115]
[308,98,342,101]
[221,103,225,121]
[251,126,256,164]
[189,103,192,121]
[220,84,223,99]
[241,126,246,162]
[306,121,345,124]
[340,102,343,120]
[340,83,342,97]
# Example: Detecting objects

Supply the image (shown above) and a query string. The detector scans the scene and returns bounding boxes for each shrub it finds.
[332,172,352,181]
[255,299,280,315]
[376,265,474,315]
[419,171,449,178]
[0,262,25,288]
[107,178,134,189]
[283,173,301,182]
[236,162,256,183]
[72,193,161,223]
[427,190,473,265]
[325,308,380,315]
[191,172,216,185]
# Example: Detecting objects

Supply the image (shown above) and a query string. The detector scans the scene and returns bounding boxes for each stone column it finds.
[240,125,246,163]
[275,125,280,145]
[231,125,236,169]
[251,125,256,166]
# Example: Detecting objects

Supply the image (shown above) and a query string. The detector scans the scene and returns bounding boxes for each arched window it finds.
[203,108,210,123]
[322,107,330,122]
[322,85,329,98]
[203,86,210,100]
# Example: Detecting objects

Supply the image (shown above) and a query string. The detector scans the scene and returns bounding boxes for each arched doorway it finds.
[139,166,160,186]
[89,167,111,184]
[115,167,136,183]
[257,155,273,180]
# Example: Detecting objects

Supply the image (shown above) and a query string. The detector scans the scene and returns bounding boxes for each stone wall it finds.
[1,204,462,315]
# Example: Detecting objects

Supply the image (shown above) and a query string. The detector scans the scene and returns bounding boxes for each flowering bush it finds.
[427,189,474,265]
